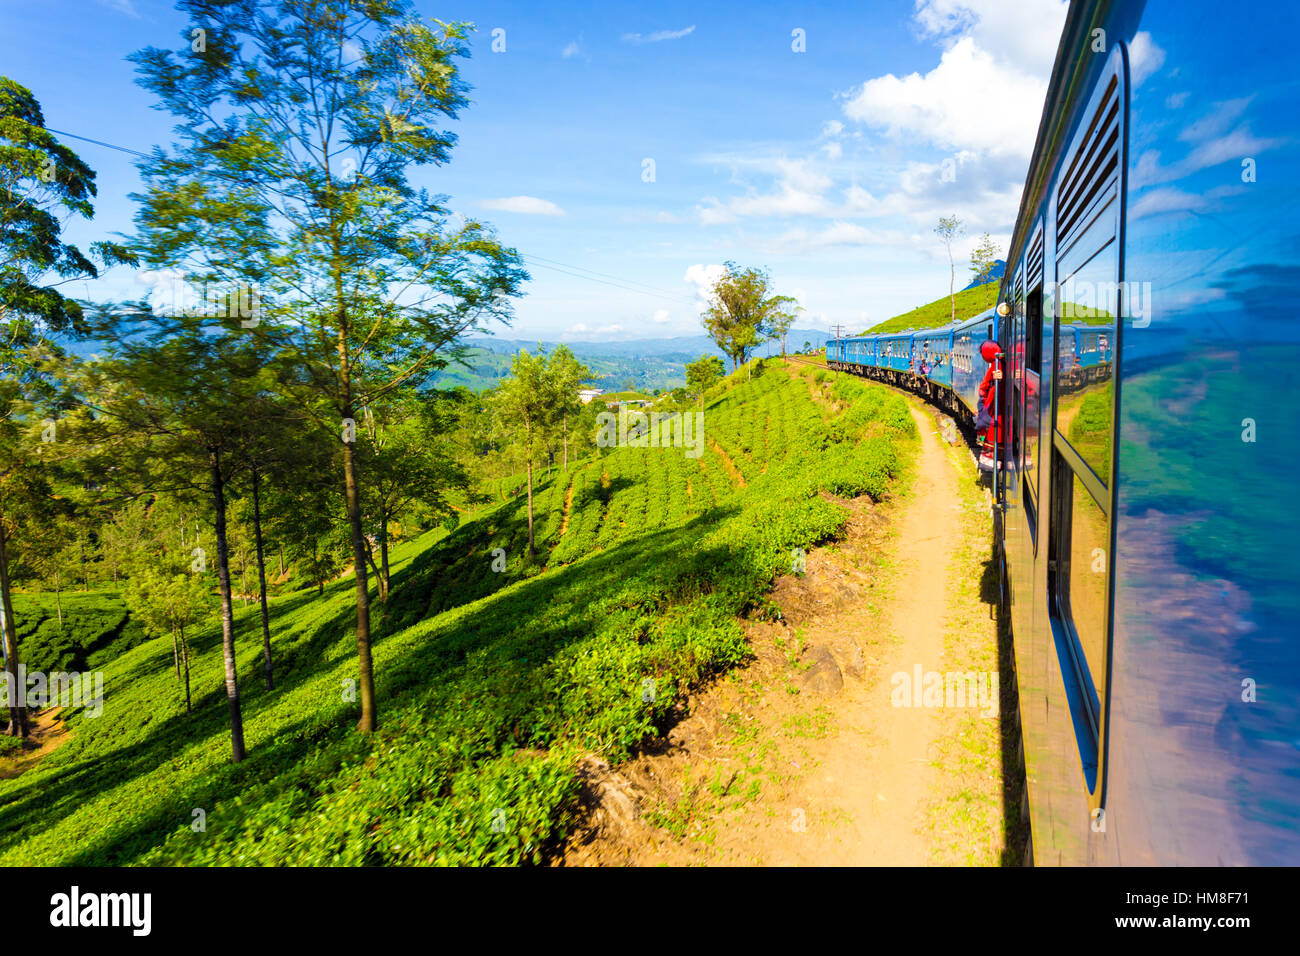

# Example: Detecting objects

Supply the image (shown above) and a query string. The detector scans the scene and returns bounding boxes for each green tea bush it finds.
[0,366,916,867]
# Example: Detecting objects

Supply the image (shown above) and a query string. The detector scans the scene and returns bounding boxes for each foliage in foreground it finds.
[0,365,915,865]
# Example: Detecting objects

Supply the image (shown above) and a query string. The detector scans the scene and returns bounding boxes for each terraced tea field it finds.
[0,360,916,865]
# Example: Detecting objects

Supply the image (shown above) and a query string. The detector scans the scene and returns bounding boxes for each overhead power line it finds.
[520,255,698,308]
[46,128,151,159]
[45,127,702,311]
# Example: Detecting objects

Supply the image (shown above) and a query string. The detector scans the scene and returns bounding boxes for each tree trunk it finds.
[0,521,29,737]
[180,628,192,713]
[525,419,536,557]
[209,447,246,762]
[341,438,377,732]
[250,464,274,691]
[949,248,956,322]
[278,543,285,578]
[563,414,569,471]
[311,539,324,595]
[172,629,180,679]
[379,512,390,602]
[363,539,386,603]
[54,586,62,626]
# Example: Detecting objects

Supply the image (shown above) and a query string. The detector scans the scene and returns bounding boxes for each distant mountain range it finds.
[434,329,834,393]
[463,328,833,361]
[961,259,1005,291]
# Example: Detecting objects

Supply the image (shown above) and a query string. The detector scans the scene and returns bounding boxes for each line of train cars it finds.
[828,0,1300,867]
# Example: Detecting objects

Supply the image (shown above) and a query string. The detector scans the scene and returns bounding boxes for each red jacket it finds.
[978,359,1003,443]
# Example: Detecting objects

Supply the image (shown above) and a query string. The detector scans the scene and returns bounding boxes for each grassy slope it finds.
[866,281,1000,334]
[0,361,916,865]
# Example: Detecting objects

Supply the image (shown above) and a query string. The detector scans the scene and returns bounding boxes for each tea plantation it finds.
[0,361,916,865]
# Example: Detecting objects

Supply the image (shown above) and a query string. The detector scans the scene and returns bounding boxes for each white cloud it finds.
[652,309,671,324]
[823,142,843,160]
[1178,97,1251,143]
[769,222,908,250]
[684,263,725,308]
[562,41,581,58]
[623,25,695,44]
[842,36,1051,158]
[1129,188,1206,221]
[480,196,566,216]
[822,120,844,138]
[97,0,139,17]
[1166,91,1190,110]
[1128,31,1165,88]
[697,158,834,224]
[913,0,1069,78]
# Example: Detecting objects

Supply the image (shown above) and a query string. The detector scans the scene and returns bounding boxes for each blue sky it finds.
[1,0,1072,340]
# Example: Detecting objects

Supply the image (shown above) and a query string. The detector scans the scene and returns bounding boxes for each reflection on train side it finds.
[1065,472,1110,717]
[1056,256,1117,486]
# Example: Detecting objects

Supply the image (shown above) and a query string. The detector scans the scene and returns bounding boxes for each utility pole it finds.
[832,324,845,375]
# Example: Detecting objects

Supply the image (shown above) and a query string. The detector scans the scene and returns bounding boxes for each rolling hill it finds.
[0,359,916,866]
[864,280,1001,335]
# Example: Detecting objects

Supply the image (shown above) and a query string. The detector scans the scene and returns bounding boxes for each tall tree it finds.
[0,77,135,343]
[969,232,1001,308]
[495,350,550,558]
[129,2,527,732]
[69,318,257,762]
[543,345,592,472]
[769,301,802,358]
[935,215,965,322]
[0,375,56,737]
[0,78,132,736]
[700,262,797,370]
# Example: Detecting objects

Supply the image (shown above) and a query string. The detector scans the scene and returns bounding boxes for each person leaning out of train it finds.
[976,352,1002,442]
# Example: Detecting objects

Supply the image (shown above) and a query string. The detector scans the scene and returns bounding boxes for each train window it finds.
[1009,269,1025,478]
[1063,473,1109,718]
[1045,41,1126,800]
[1024,282,1043,534]
[1055,237,1117,487]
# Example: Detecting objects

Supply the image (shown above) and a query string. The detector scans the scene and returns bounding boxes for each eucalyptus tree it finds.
[934,215,965,322]
[128,1,527,732]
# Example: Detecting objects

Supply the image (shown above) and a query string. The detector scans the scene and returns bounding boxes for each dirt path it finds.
[562,398,1007,866]
[708,440,747,488]
[0,709,72,779]
[558,470,578,537]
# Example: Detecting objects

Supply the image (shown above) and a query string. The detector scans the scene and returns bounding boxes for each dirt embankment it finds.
[561,396,1010,866]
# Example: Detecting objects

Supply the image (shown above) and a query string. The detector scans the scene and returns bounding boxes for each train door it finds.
[1045,46,1125,806]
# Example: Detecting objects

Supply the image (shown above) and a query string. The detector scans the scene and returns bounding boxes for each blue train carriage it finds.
[912,327,954,393]
[825,336,848,369]
[951,308,998,421]
[878,331,915,385]
[994,0,1300,865]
